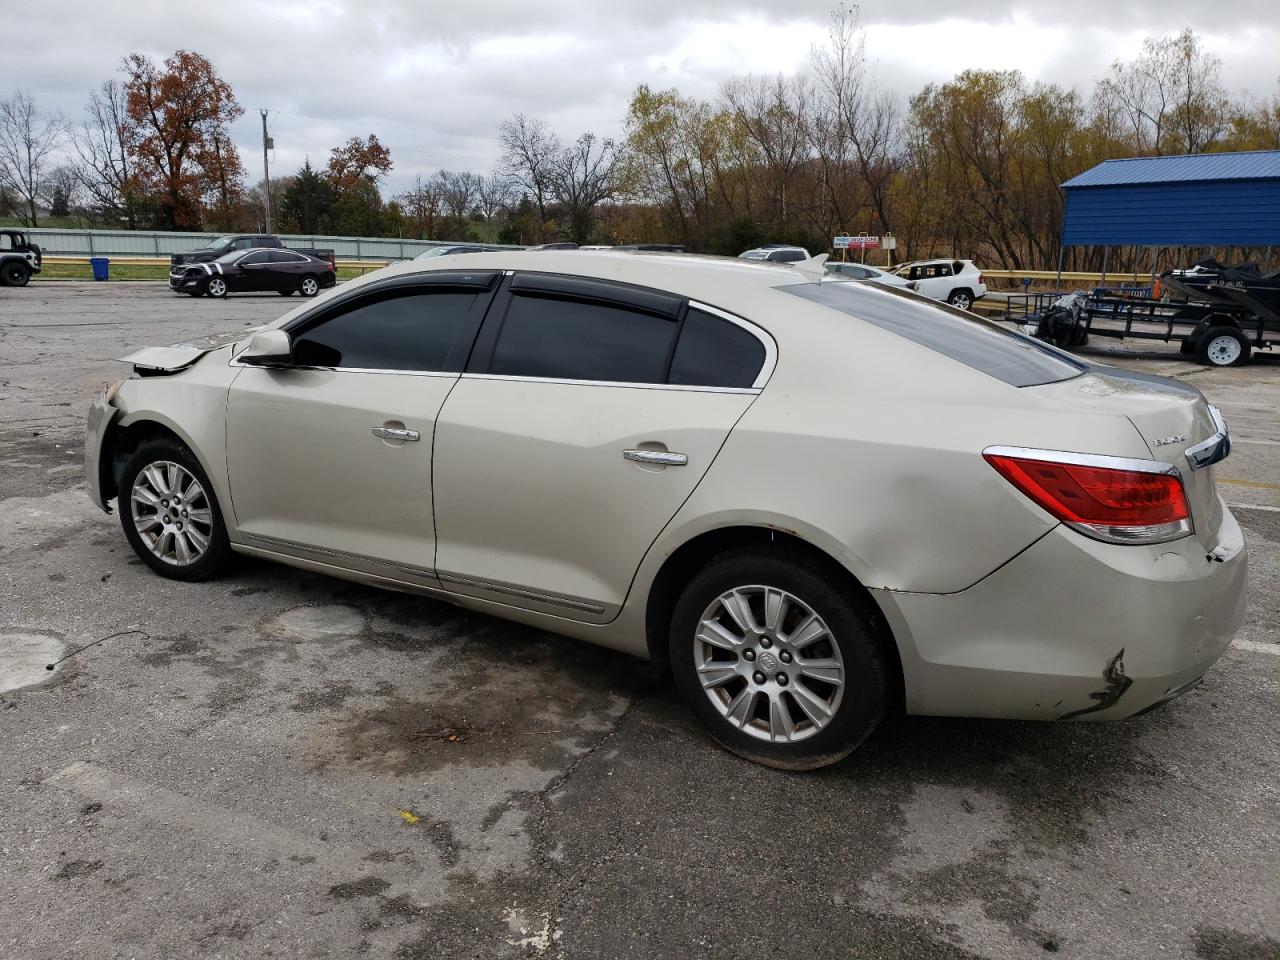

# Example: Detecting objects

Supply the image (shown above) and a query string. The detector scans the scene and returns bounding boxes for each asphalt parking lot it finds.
[1,282,1277,960]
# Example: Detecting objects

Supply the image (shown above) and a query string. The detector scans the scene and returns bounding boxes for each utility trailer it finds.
[1003,287,1275,367]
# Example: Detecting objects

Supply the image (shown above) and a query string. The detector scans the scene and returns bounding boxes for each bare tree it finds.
[476,171,513,220]
[395,174,443,238]
[439,169,480,218]
[722,74,813,227]
[0,90,65,226]
[72,80,138,225]
[550,132,625,244]
[42,165,82,219]
[499,114,560,222]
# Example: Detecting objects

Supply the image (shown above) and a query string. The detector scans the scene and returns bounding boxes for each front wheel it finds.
[298,276,320,297]
[206,276,228,298]
[669,547,890,769]
[1,261,31,286]
[1195,328,1251,367]
[118,439,231,581]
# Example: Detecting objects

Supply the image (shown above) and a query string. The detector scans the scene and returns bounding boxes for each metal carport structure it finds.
[1058,150,1280,282]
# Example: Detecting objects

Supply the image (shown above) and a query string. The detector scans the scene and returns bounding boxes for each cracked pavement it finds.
[1,283,1278,959]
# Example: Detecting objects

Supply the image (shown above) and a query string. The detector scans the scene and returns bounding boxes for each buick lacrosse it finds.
[86,251,1247,768]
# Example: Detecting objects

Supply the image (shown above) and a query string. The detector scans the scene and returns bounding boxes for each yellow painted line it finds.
[1218,478,1280,490]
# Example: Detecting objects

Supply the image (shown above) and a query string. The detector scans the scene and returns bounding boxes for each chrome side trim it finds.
[240,533,436,580]
[1184,404,1231,471]
[228,356,459,379]
[982,445,1182,477]
[435,571,606,615]
[460,373,760,395]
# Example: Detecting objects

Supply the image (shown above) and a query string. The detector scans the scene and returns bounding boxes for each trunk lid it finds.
[1026,367,1227,549]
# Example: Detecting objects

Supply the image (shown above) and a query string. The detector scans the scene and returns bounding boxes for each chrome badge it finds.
[1154,435,1187,447]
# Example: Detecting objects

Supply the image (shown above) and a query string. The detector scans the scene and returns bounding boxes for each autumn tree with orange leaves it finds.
[122,50,246,228]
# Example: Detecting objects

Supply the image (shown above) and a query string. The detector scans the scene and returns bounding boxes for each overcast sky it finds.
[7,0,1278,195]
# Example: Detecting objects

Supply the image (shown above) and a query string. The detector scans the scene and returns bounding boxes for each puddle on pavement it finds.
[0,632,68,692]
[264,605,369,642]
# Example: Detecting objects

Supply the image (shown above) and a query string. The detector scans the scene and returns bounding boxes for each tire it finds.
[186,290,204,298]
[946,289,973,310]
[206,276,228,298]
[117,438,231,582]
[1194,328,1251,367]
[1,261,31,287]
[1179,339,1196,355]
[668,546,890,770]
[298,275,320,297]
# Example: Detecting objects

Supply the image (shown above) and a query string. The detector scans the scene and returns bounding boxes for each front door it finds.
[432,275,773,621]
[225,279,496,581]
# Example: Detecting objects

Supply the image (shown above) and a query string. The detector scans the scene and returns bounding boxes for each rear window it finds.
[779,282,1084,387]
[668,308,766,388]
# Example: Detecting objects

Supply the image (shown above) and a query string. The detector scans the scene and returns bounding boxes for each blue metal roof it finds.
[1062,151,1280,189]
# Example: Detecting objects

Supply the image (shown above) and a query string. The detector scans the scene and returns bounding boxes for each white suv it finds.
[895,259,986,310]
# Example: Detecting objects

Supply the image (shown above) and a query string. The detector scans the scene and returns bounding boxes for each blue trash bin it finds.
[90,257,110,281]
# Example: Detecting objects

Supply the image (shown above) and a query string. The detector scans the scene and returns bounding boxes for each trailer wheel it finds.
[1195,328,1251,367]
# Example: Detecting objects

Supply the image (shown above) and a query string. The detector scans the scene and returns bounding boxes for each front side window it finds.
[292,289,481,371]
[489,295,679,384]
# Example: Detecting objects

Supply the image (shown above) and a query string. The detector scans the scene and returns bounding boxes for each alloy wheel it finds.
[130,461,215,566]
[301,277,318,296]
[207,278,226,297]
[951,293,972,310]
[694,585,846,743]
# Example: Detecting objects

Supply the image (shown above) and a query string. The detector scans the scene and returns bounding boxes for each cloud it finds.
[4,0,1275,195]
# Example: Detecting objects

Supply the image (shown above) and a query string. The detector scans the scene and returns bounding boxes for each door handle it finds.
[372,426,420,442]
[624,449,687,466]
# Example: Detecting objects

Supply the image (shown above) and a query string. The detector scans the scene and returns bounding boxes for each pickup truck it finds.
[170,234,335,270]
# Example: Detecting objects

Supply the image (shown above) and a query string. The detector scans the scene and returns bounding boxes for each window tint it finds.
[771,249,806,263]
[233,238,254,250]
[292,290,480,371]
[489,294,678,383]
[269,251,305,263]
[669,308,766,388]
[241,251,272,265]
[779,281,1085,388]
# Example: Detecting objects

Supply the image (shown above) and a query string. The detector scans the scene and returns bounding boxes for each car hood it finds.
[118,329,259,372]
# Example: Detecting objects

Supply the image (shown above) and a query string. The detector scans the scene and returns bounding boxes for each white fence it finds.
[23,228,507,261]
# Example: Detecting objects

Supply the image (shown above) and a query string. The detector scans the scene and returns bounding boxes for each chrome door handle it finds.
[624,449,687,466]
[372,426,420,442]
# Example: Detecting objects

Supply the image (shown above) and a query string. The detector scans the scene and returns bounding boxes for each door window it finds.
[292,289,482,371]
[489,294,679,384]
[241,251,272,265]
[269,251,306,263]
[668,308,766,389]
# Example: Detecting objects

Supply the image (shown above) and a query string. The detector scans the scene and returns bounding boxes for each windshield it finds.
[779,280,1085,388]
[210,236,235,248]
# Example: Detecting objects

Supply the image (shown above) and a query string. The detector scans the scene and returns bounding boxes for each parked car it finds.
[168,248,335,298]
[170,234,335,271]
[739,245,810,263]
[616,244,685,252]
[527,242,580,250]
[893,259,987,309]
[825,261,916,290]
[87,252,1245,770]
[414,244,506,259]
[0,229,42,286]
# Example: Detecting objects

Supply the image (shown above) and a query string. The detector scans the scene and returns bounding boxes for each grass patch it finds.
[34,263,373,282]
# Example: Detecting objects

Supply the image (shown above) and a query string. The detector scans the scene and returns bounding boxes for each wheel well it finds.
[100,420,190,504]
[949,287,974,300]
[1206,313,1242,330]
[643,526,904,711]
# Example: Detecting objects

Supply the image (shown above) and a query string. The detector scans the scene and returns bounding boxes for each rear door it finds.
[431,274,773,622]
[225,273,498,581]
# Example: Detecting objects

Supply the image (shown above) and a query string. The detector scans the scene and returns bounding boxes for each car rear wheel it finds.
[206,276,228,298]
[946,289,973,310]
[669,547,889,769]
[299,276,320,297]
[1195,328,1250,367]
[118,439,231,581]
[2,261,31,286]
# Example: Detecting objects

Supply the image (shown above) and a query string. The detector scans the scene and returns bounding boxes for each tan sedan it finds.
[85,251,1247,768]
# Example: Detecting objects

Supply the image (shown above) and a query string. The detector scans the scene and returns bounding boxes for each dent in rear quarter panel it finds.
[111,347,240,527]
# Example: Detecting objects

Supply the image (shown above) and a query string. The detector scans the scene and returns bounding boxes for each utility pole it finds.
[260,109,273,233]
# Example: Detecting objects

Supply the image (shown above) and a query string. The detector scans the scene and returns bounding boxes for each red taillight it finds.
[977,273,985,285]
[984,450,1191,544]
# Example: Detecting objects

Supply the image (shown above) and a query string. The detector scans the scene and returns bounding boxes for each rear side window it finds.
[292,290,480,371]
[489,295,679,383]
[241,251,271,265]
[669,308,766,388]
[269,251,305,263]
[779,281,1084,387]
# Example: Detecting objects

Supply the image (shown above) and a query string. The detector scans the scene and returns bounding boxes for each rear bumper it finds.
[874,504,1248,721]
[84,395,117,513]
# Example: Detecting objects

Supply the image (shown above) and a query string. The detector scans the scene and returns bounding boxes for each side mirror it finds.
[238,329,292,365]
